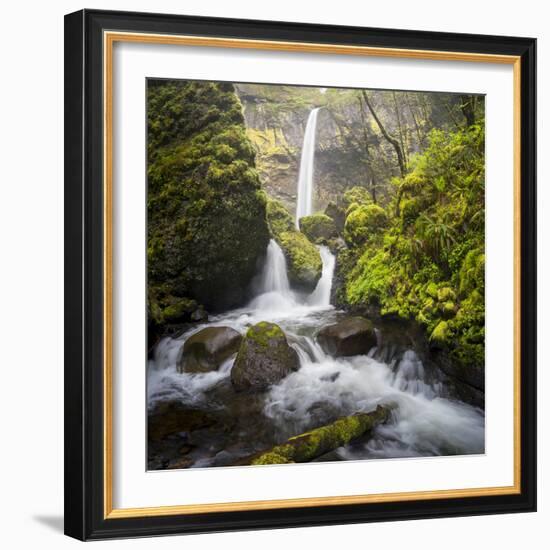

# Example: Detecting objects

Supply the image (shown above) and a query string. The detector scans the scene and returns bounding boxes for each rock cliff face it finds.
[236,84,367,215]
[147,80,271,326]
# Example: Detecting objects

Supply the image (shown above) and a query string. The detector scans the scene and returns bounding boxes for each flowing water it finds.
[295,107,320,227]
[147,108,485,469]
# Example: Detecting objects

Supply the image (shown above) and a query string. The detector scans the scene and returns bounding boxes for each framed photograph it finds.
[64,9,536,540]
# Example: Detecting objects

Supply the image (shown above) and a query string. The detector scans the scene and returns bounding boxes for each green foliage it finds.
[340,125,485,373]
[147,80,270,314]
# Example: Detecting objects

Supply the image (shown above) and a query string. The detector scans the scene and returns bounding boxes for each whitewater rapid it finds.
[148,240,484,465]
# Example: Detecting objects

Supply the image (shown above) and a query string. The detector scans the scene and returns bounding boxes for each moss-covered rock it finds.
[344,204,389,246]
[317,316,377,357]
[342,186,373,210]
[147,80,270,315]
[299,213,337,244]
[162,297,206,324]
[277,231,322,293]
[266,197,295,238]
[231,322,300,392]
[179,326,242,373]
[430,320,451,348]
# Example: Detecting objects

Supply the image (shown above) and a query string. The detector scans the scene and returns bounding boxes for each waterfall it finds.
[249,239,297,311]
[295,108,320,228]
[308,246,336,307]
[258,239,292,295]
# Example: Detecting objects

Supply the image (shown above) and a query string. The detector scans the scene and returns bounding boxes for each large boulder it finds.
[344,204,388,246]
[179,326,242,373]
[299,213,337,245]
[231,322,300,392]
[317,317,377,357]
[277,231,322,293]
[266,198,295,238]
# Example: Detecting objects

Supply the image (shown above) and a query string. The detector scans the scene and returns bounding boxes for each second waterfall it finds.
[295,107,321,227]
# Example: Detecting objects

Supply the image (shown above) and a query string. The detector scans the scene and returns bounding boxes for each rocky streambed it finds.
[147,302,485,470]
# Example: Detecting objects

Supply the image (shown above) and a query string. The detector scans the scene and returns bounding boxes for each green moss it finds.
[299,213,337,244]
[245,321,285,348]
[437,286,456,302]
[278,231,322,292]
[147,80,270,315]
[344,204,388,246]
[342,186,373,209]
[253,452,293,465]
[250,406,391,465]
[266,198,294,238]
[430,320,451,346]
[400,197,423,228]
[425,282,439,299]
[441,301,456,315]
[459,248,485,296]
[162,298,199,323]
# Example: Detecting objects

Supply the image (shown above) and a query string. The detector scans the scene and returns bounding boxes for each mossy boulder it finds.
[147,80,270,314]
[317,316,377,357]
[162,297,208,324]
[342,186,373,210]
[231,322,300,392]
[277,231,322,293]
[299,213,337,244]
[344,204,389,246]
[266,197,295,238]
[179,326,242,373]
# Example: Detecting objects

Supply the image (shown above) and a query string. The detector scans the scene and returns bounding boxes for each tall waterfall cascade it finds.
[295,107,320,228]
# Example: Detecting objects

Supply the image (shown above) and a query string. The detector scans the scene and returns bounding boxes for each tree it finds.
[362,91,407,178]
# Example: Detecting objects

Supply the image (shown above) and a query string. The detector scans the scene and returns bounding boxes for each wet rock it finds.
[317,316,377,357]
[148,402,217,441]
[179,326,242,373]
[277,231,322,293]
[231,322,300,392]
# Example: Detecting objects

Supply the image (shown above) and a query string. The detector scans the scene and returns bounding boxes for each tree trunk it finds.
[239,405,394,465]
[460,94,476,127]
[362,91,407,178]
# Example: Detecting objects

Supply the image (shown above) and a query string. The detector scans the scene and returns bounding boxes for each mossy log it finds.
[244,405,393,465]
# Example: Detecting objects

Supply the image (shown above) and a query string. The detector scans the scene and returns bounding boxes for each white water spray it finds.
[295,108,320,227]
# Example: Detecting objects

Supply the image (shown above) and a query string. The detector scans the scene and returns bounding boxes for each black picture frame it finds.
[64,8,537,541]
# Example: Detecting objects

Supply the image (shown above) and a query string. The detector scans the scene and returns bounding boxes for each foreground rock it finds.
[179,326,242,373]
[231,322,300,392]
[317,316,377,357]
[239,405,393,465]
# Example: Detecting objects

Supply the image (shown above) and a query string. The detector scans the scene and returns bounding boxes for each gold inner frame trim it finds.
[103,30,522,520]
